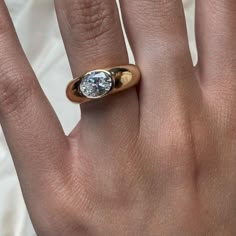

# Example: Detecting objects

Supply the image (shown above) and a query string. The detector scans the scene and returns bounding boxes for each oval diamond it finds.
[79,71,113,98]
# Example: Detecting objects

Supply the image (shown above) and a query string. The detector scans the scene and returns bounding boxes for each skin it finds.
[0,0,236,235]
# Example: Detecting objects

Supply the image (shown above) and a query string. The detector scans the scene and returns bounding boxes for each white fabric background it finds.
[0,0,196,235]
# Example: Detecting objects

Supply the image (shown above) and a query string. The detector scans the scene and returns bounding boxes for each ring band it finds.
[66,65,141,104]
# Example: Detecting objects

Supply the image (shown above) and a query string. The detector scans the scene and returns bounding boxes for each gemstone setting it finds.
[79,71,113,98]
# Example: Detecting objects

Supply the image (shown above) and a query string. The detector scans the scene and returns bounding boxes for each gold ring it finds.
[66,65,141,104]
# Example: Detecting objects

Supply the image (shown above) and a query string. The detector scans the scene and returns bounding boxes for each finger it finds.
[0,1,68,196]
[55,0,139,141]
[119,0,195,126]
[196,1,236,87]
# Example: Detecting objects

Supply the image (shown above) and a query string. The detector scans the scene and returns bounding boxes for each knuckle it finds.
[65,0,116,41]
[159,39,191,63]
[0,68,34,117]
[142,36,191,68]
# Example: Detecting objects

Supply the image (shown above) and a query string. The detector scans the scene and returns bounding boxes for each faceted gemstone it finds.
[79,71,113,98]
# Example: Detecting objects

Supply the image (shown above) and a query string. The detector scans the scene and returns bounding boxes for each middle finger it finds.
[120,0,196,128]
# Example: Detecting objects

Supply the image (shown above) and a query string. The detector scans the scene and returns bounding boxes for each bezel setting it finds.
[66,65,141,104]
[78,70,114,99]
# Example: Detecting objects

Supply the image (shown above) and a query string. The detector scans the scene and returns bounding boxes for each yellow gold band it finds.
[66,65,141,104]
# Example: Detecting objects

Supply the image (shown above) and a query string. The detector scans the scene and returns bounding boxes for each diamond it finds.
[79,71,113,98]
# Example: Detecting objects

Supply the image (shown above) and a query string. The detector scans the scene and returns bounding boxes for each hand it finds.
[1,0,236,235]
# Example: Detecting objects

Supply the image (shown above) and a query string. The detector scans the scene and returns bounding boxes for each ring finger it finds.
[55,0,139,145]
